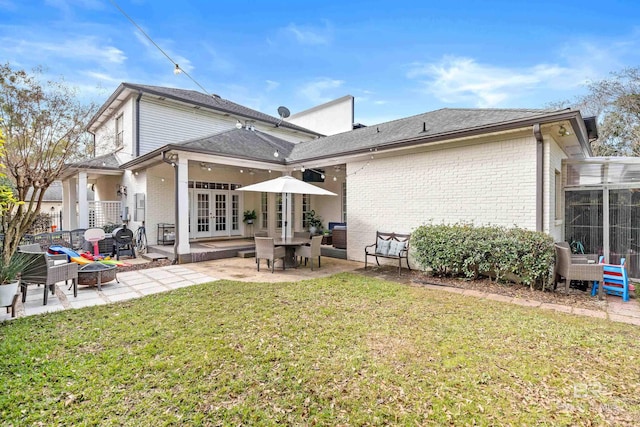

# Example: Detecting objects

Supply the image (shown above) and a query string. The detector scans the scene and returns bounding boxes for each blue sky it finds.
[1,0,640,126]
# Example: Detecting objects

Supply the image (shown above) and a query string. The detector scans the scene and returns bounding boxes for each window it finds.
[261,193,268,228]
[276,194,283,229]
[302,194,310,228]
[555,170,562,220]
[342,181,347,222]
[115,114,124,148]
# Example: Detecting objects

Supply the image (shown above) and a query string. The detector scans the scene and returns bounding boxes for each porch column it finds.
[78,172,89,228]
[176,157,190,256]
[62,177,78,230]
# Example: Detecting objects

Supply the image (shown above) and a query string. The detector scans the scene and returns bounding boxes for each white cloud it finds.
[2,36,126,65]
[407,56,587,107]
[132,31,194,73]
[283,22,332,46]
[298,78,344,104]
[265,80,280,91]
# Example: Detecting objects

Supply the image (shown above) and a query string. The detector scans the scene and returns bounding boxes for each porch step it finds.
[237,250,256,258]
[142,252,169,261]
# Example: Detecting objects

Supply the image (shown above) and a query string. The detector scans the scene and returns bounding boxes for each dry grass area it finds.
[359,265,633,312]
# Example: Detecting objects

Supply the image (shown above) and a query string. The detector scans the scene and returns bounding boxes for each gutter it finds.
[135,90,142,157]
[533,124,544,232]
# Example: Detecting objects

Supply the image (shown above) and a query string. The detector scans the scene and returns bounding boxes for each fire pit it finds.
[78,263,118,290]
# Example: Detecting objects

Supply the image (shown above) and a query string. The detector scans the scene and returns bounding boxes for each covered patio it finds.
[564,156,640,278]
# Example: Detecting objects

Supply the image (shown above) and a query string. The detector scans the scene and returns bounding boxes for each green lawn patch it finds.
[1,273,639,425]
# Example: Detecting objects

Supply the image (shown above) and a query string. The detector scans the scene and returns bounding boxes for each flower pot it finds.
[246,219,254,224]
[309,226,318,235]
[0,280,20,307]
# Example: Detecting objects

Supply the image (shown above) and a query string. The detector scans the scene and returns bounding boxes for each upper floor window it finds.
[115,114,124,148]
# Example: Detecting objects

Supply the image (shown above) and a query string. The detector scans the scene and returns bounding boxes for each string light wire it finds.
[109,0,211,96]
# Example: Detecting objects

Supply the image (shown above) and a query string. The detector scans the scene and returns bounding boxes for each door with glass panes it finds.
[190,189,241,238]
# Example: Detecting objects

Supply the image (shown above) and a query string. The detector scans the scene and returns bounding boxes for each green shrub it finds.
[411,223,555,290]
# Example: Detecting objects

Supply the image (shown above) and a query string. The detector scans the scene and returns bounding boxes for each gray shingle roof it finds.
[89,83,322,136]
[173,128,295,163]
[68,152,121,169]
[288,107,565,161]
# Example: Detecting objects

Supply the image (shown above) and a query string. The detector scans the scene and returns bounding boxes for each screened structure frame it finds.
[564,157,640,278]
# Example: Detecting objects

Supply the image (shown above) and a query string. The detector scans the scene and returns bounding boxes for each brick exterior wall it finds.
[545,135,568,241]
[346,134,539,264]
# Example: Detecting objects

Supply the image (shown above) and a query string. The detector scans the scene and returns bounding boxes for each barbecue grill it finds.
[113,225,136,260]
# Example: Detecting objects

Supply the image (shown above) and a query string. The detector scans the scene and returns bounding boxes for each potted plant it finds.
[243,209,257,224]
[305,210,324,235]
[0,252,34,310]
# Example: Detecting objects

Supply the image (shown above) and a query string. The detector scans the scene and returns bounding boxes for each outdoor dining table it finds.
[273,237,310,268]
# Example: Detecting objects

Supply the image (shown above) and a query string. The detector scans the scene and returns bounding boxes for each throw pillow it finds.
[376,238,391,255]
[388,240,406,257]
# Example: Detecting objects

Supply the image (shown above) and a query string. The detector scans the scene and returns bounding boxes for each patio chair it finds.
[19,250,78,305]
[294,231,311,239]
[295,235,323,270]
[254,231,269,237]
[591,256,633,302]
[255,237,286,273]
[554,244,603,294]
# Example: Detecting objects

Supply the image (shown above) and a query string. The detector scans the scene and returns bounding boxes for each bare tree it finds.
[553,68,640,156]
[0,63,96,261]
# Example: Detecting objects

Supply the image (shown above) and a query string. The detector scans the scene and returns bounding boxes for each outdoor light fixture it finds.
[235,120,242,129]
[274,149,279,158]
[333,176,337,181]
[558,125,571,137]
[301,166,306,172]
[174,64,182,75]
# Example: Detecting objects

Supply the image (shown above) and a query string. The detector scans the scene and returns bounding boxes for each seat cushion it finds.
[388,240,406,257]
[375,238,391,255]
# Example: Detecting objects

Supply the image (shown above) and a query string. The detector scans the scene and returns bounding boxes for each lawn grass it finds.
[1,272,639,425]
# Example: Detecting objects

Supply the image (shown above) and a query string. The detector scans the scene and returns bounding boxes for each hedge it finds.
[411,223,555,290]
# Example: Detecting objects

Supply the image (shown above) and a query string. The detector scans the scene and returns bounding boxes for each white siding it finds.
[94,97,135,157]
[138,98,316,155]
[346,134,538,264]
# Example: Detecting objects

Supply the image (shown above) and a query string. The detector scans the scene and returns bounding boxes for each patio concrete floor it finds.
[2,257,639,326]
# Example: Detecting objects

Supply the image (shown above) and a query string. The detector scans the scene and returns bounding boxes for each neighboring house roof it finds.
[25,181,95,202]
[87,83,323,136]
[121,128,295,169]
[288,107,586,161]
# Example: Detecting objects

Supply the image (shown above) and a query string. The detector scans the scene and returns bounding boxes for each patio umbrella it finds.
[237,175,337,239]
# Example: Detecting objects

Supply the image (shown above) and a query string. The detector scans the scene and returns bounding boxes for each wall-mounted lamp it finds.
[116,185,127,198]
[558,125,571,137]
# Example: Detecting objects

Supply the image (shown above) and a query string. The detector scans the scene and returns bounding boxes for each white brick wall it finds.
[545,135,568,241]
[346,134,538,264]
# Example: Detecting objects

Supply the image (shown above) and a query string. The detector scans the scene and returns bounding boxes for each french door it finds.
[190,190,242,238]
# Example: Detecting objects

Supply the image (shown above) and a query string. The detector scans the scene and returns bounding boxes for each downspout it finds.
[135,91,142,157]
[533,124,544,232]
[162,150,179,264]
